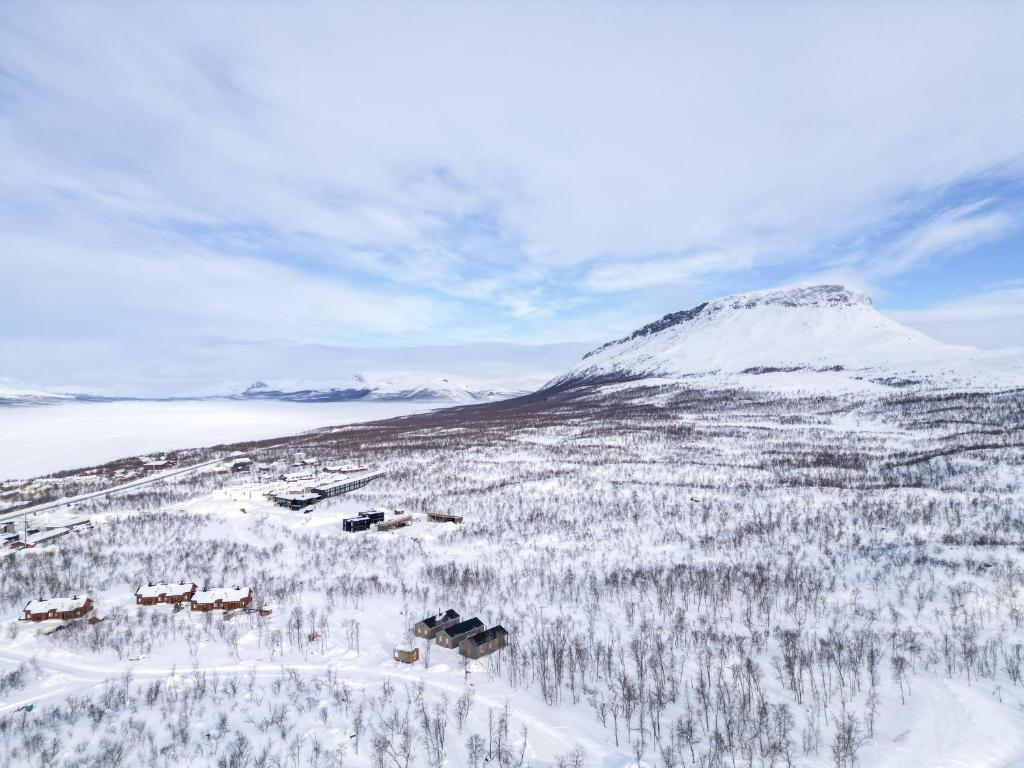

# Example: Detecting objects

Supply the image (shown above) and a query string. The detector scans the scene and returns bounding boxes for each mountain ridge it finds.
[552,284,1024,392]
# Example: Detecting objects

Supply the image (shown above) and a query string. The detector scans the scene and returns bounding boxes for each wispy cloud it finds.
[582,249,756,293]
[1,2,1023,388]
[872,201,1016,277]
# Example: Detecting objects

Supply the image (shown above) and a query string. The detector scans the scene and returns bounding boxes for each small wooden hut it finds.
[394,647,420,664]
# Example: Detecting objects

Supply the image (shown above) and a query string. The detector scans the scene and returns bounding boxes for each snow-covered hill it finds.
[551,284,1024,391]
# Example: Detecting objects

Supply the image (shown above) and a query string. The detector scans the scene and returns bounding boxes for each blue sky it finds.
[0,2,1022,392]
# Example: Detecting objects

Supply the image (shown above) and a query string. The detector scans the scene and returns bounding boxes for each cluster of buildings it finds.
[270,469,385,511]
[408,609,508,660]
[343,507,412,532]
[2,517,91,550]
[134,582,254,612]
[0,478,56,507]
[341,508,463,534]
[139,453,182,472]
[22,583,255,621]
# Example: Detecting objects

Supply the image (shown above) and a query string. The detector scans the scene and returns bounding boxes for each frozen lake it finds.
[0,399,443,479]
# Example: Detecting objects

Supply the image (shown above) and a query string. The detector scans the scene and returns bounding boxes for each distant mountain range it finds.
[549,285,1024,393]
[233,373,519,403]
[6,286,1022,407]
[0,372,521,406]
[1,341,592,406]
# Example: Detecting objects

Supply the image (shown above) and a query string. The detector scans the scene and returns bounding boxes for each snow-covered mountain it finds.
[0,377,74,406]
[551,285,1024,392]
[0,372,520,406]
[235,372,519,403]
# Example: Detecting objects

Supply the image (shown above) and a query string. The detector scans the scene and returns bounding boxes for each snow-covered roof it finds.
[136,582,195,598]
[24,595,90,613]
[419,609,459,628]
[23,527,70,544]
[193,586,252,604]
[313,470,384,492]
[282,471,315,482]
[50,517,90,529]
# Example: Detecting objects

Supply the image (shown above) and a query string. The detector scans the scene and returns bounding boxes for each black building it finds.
[271,492,320,510]
[342,516,371,532]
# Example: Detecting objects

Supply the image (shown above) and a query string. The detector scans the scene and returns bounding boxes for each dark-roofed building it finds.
[436,617,484,648]
[459,625,509,659]
[414,609,460,639]
[342,516,371,533]
[271,492,321,510]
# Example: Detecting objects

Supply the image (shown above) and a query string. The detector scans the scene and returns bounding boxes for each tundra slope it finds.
[0,288,1022,768]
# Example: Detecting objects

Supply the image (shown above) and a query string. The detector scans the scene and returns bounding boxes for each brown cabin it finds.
[23,595,94,622]
[459,625,509,659]
[135,581,197,606]
[191,586,253,612]
[414,609,460,639]
[436,617,484,649]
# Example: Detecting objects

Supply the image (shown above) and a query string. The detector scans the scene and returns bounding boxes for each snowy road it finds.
[0,456,226,525]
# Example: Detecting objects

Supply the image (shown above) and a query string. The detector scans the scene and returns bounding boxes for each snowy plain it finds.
[0,377,1022,767]
[0,400,441,479]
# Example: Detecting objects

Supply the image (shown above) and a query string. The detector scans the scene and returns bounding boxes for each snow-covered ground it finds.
[0,400,443,479]
[1,287,1022,767]
[0,378,1021,767]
